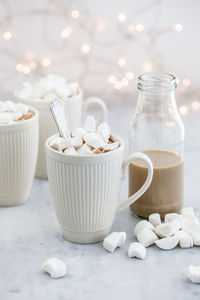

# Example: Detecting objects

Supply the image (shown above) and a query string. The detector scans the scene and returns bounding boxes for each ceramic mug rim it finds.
[45,133,124,162]
[15,89,83,107]
[0,106,39,131]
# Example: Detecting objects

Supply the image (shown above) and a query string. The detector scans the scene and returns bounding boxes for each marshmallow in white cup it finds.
[14,74,107,178]
[46,125,153,243]
[49,116,120,155]
[0,100,38,206]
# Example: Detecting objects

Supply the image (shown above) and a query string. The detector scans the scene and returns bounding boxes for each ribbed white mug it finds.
[0,107,39,206]
[15,91,107,179]
[46,133,153,243]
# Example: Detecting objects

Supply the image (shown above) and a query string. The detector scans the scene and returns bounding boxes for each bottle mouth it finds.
[138,73,177,93]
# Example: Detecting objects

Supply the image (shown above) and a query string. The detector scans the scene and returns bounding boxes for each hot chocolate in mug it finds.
[15,89,107,178]
[46,133,153,243]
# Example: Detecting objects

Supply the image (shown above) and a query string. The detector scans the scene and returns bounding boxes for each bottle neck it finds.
[137,90,178,115]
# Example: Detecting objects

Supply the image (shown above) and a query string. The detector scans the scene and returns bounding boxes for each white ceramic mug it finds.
[15,90,107,179]
[0,107,39,206]
[46,133,153,243]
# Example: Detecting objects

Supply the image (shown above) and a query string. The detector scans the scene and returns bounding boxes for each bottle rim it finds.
[138,73,177,93]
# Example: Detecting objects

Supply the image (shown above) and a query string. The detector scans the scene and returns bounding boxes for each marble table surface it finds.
[1,104,200,300]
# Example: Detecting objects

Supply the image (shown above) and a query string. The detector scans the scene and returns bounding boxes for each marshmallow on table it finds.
[192,231,200,246]
[83,116,96,132]
[155,236,179,250]
[149,213,161,227]
[64,147,77,155]
[188,265,200,283]
[181,207,195,216]
[103,232,126,253]
[77,144,92,155]
[175,230,193,248]
[137,228,158,247]
[72,127,87,138]
[183,214,199,225]
[83,132,105,149]
[164,213,184,228]
[41,258,66,278]
[97,122,110,142]
[134,220,154,236]
[128,242,146,259]
[183,221,200,234]
[155,220,181,238]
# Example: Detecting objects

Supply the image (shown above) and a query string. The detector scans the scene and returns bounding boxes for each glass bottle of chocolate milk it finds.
[128,73,185,218]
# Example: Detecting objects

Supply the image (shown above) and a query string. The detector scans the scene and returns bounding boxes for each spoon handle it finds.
[50,99,70,139]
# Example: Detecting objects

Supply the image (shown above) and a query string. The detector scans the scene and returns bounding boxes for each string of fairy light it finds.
[0,0,199,117]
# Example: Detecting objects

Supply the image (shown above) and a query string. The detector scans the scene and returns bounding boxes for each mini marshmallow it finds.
[137,228,158,247]
[11,112,23,121]
[164,213,184,228]
[149,213,161,227]
[0,113,13,124]
[16,103,29,115]
[71,136,83,148]
[154,236,179,250]
[97,122,110,142]
[103,142,119,152]
[77,143,92,155]
[155,220,181,238]
[175,230,193,248]
[83,116,96,132]
[103,232,126,253]
[5,100,18,113]
[128,242,146,259]
[64,147,77,155]
[188,265,200,283]
[134,220,154,236]
[50,137,73,150]
[0,101,6,112]
[41,258,66,278]
[83,132,105,149]
[72,127,87,138]
[192,231,200,246]
[181,207,195,216]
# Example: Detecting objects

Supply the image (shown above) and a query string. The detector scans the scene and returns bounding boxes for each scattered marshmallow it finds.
[164,213,184,228]
[134,220,154,236]
[183,214,199,225]
[64,147,77,155]
[77,144,92,155]
[137,228,158,247]
[72,127,87,138]
[183,221,200,235]
[154,236,179,250]
[83,132,105,149]
[41,258,66,278]
[155,220,181,238]
[97,122,110,142]
[188,265,200,283]
[128,242,146,259]
[83,116,96,132]
[181,207,195,216]
[103,232,126,253]
[191,231,200,246]
[175,230,193,248]
[149,213,161,227]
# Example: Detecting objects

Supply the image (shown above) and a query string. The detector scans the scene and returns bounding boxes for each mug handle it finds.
[82,97,108,125]
[116,152,153,212]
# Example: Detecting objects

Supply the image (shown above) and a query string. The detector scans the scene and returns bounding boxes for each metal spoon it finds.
[50,99,70,139]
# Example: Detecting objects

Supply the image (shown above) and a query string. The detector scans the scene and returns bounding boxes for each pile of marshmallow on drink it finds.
[103,207,200,283]
[0,100,32,124]
[50,116,119,155]
[15,74,79,101]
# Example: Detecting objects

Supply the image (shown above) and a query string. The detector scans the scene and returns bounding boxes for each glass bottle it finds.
[128,73,185,218]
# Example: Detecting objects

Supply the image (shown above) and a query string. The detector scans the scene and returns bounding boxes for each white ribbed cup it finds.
[15,91,107,179]
[46,134,153,243]
[0,107,39,206]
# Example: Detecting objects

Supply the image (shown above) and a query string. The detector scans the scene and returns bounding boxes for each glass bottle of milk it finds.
[128,73,185,218]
